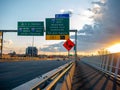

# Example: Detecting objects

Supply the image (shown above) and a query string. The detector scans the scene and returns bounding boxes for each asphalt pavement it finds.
[0,60,69,90]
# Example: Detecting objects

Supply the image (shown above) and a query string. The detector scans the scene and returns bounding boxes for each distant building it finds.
[26,46,38,56]
[8,51,16,57]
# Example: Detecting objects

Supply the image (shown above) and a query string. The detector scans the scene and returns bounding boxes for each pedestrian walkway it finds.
[71,61,120,90]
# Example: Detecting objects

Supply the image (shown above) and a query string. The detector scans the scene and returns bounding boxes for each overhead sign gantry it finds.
[0,13,77,60]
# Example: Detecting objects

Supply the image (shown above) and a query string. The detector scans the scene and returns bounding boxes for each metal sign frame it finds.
[0,30,77,60]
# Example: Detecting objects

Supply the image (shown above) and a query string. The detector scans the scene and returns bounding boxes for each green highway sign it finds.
[46,18,69,40]
[18,22,44,36]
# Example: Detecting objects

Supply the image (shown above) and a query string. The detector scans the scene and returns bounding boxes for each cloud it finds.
[94,0,120,42]
[78,24,94,35]
[39,41,75,52]
[40,0,120,53]
[70,0,120,52]
[60,9,73,16]
[39,42,65,52]
[4,40,13,46]
[92,1,106,6]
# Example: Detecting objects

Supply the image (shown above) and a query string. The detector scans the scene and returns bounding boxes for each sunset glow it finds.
[107,43,120,53]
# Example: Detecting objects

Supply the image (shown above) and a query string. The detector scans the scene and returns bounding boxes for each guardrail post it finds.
[102,55,106,71]
[101,55,104,68]
[109,54,114,73]
[105,55,109,71]
[115,57,120,78]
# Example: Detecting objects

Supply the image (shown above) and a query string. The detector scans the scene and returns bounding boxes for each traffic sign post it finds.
[18,22,44,36]
[46,18,69,40]
[75,30,77,60]
[0,32,3,59]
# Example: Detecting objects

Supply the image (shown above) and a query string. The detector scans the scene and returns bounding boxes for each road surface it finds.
[0,60,70,90]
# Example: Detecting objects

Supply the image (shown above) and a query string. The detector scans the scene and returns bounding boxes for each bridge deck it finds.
[71,61,120,90]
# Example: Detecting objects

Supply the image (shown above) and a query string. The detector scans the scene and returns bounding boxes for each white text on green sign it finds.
[18,22,44,36]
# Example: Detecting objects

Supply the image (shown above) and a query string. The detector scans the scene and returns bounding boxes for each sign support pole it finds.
[75,30,77,61]
[0,32,3,59]
[68,50,70,58]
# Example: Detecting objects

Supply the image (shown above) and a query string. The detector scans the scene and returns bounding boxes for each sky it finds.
[0,0,120,55]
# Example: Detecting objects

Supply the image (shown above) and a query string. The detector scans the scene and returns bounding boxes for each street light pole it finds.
[32,36,34,58]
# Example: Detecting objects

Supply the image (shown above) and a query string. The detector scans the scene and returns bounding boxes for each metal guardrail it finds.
[13,61,74,90]
[81,54,120,81]
[44,63,73,90]
[60,61,75,90]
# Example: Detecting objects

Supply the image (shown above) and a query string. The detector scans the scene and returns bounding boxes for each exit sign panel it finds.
[18,22,44,36]
[46,18,69,40]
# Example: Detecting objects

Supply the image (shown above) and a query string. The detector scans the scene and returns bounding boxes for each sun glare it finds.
[107,44,120,53]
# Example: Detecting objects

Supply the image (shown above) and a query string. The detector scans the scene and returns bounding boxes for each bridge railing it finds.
[13,60,75,90]
[81,53,120,80]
